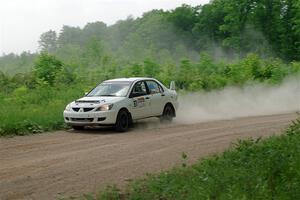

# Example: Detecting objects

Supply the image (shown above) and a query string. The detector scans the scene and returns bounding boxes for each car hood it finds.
[69,96,125,107]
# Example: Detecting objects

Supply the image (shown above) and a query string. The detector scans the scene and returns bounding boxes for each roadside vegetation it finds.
[76,118,300,200]
[0,53,299,136]
[1,0,300,136]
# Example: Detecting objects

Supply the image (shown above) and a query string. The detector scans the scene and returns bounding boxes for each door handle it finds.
[161,94,165,96]
[145,97,150,99]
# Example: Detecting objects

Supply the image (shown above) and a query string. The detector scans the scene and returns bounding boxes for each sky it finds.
[0,0,209,54]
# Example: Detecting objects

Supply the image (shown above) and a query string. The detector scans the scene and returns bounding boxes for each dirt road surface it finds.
[0,113,298,200]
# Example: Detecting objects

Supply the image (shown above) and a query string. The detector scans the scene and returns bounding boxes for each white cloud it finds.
[0,0,209,54]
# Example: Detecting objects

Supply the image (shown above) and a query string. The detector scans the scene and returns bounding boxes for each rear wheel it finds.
[115,109,129,132]
[160,104,175,123]
[72,126,85,130]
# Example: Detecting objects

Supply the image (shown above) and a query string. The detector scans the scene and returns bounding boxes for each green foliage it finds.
[33,53,63,85]
[130,64,144,77]
[144,59,160,78]
[0,52,36,75]
[0,53,299,136]
[181,152,188,168]
[39,30,57,53]
[169,0,300,60]
[98,185,121,200]
[167,4,198,32]
[0,84,84,136]
[96,119,300,200]
[2,0,300,76]
[0,120,43,136]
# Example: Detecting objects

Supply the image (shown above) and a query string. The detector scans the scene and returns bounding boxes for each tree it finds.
[291,0,300,60]
[168,4,198,32]
[177,59,194,89]
[57,25,82,47]
[38,30,57,53]
[144,59,160,78]
[130,64,144,77]
[0,71,9,93]
[33,53,63,85]
[82,37,103,67]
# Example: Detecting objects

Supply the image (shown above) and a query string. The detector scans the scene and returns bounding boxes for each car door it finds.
[129,81,151,119]
[145,80,166,116]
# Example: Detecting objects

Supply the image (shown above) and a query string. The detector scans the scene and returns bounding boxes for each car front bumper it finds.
[63,110,117,126]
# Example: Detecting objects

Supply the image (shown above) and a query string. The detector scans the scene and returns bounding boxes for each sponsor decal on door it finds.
[133,97,145,108]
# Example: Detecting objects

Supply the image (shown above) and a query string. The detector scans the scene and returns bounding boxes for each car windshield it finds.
[87,81,131,97]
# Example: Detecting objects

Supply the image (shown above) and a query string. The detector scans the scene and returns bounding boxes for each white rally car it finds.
[63,78,178,132]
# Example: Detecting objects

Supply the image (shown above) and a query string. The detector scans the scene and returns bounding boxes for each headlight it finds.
[95,104,113,111]
[65,104,71,111]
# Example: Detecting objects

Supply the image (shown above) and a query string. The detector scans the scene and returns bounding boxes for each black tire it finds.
[115,109,129,132]
[72,126,85,130]
[160,104,175,123]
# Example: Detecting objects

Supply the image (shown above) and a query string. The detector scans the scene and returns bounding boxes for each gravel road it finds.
[0,113,297,200]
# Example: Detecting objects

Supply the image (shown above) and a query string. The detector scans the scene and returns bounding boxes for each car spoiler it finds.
[170,81,176,90]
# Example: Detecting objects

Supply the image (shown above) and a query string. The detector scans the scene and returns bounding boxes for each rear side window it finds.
[146,81,163,94]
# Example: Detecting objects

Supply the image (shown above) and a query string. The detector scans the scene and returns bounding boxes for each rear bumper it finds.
[63,110,117,126]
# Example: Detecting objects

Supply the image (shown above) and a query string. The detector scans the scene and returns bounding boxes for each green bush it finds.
[0,84,84,136]
[33,53,63,85]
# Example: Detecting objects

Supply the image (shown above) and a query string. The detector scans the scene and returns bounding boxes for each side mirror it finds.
[170,81,176,90]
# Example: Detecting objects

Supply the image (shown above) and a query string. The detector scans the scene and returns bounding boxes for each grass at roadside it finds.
[77,118,300,200]
[0,84,84,136]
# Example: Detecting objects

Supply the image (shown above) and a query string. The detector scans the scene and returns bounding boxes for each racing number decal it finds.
[133,97,145,108]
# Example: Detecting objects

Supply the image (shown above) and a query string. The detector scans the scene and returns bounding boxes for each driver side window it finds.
[130,81,147,97]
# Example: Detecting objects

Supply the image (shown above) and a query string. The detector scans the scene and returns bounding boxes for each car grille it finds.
[83,108,94,112]
[72,107,94,112]
[71,118,93,122]
[72,108,80,112]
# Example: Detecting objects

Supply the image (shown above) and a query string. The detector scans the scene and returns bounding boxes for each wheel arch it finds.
[164,102,176,117]
[117,107,133,124]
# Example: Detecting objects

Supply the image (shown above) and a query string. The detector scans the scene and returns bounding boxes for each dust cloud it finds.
[176,76,300,124]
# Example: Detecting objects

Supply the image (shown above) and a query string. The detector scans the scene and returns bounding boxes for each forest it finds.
[1,0,300,135]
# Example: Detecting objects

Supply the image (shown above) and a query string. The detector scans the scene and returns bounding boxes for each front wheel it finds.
[160,104,175,123]
[115,110,129,132]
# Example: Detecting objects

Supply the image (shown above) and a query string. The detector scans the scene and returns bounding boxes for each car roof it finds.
[104,77,155,83]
